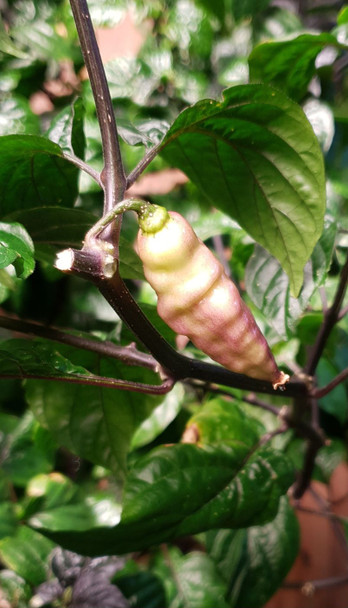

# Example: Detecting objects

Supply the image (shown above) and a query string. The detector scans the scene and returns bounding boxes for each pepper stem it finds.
[84,198,151,246]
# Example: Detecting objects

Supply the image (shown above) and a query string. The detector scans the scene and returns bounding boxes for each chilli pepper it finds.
[136,203,289,390]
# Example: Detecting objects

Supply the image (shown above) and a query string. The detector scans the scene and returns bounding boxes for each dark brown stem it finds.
[0,314,158,371]
[182,381,282,414]
[305,251,348,376]
[69,0,126,230]
[286,413,325,499]
[312,367,348,399]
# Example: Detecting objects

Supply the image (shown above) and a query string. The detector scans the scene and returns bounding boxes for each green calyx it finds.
[138,204,170,234]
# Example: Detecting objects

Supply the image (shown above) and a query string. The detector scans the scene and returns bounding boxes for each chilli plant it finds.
[0,0,347,607]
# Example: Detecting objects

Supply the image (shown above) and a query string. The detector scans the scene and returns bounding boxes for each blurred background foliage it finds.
[0,0,347,607]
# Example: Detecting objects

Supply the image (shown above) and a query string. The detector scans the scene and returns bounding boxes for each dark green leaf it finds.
[286,438,346,484]
[245,214,336,338]
[160,84,326,296]
[31,440,294,555]
[0,502,17,540]
[131,383,185,449]
[206,496,299,608]
[0,222,35,278]
[116,571,166,608]
[4,207,96,250]
[317,358,348,424]
[194,0,226,23]
[46,98,86,159]
[1,411,55,487]
[232,0,271,20]
[154,547,229,608]
[0,338,91,380]
[23,342,162,476]
[249,33,342,101]
[0,526,54,586]
[0,135,79,216]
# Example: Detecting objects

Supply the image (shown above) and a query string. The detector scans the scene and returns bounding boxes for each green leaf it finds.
[0,222,35,278]
[183,398,264,447]
[249,33,342,101]
[154,547,229,608]
[117,118,170,149]
[46,98,86,159]
[160,84,326,296]
[116,571,167,608]
[23,342,162,477]
[0,95,40,136]
[26,473,122,532]
[4,207,96,250]
[0,526,54,586]
[206,496,300,608]
[0,502,17,540]
[1,410,55,487]
[194,0,226,23]
[338,6,348,25]
[245,214,336,338]
[131,383,185,449]
[0,570,31,608]
[0,135,79,216]
[0,14,28,58]
[10,1,78,63]
[232,0,272,20]
[31,439,294,556]
[317,358,348,424]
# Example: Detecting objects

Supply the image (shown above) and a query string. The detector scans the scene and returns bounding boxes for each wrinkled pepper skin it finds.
[137,205,289,389]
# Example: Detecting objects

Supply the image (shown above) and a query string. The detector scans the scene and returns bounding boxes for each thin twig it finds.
[69,0,126,236]
[258,423,288,447]
[310,485,348,561]
[283,575,348,592]
[126,145,162,190]
[338,304,348,321]
[0,314,158,371]
[311,367,348,399]
[63,152,103,187]
[305,251,348,376]
[0,371,175,394]
[295,504,343,522]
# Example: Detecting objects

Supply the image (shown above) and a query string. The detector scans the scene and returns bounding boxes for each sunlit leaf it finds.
[249,33,342,100]
[0,526,54,586]
[160,84,326,296]
[0,222,35,279]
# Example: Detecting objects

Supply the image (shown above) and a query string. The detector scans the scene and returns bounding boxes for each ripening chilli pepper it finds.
[136,203,289,390]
